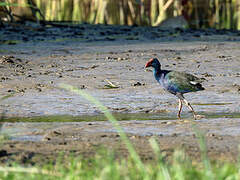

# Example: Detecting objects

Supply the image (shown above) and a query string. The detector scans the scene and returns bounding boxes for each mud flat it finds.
[0,24,240,164]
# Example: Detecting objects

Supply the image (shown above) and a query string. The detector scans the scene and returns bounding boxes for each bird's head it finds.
[145,58,161,69]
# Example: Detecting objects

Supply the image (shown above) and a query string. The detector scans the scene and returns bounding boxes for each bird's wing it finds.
[165,71,204,93]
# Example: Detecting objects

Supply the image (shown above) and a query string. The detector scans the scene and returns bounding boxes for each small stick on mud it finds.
[105,79,119,88]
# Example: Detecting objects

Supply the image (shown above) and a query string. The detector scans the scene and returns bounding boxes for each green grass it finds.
[0,84,239,179]
[0,149,239,180]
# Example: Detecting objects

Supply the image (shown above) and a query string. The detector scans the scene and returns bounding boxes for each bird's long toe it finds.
[177,114,181,120]
[194,114,205,120]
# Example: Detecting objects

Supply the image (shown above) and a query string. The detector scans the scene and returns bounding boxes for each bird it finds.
[145,58,205,120]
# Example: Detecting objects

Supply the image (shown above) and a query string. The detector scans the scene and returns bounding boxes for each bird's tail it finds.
[196,83,205,91]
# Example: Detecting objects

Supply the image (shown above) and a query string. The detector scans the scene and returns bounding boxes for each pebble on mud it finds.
[0,150,8,157]
[1,76,9,80]
[175,56,182,60]
[132,82,145,86]
[232,84,240,93]
[35,88,42,92]
[79,85,86,89]
[0,56,15,64]
[202,72,213,77]
[53,131,62,136]
[208,133,215,137]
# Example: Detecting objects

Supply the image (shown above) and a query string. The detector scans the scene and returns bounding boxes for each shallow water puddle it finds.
[2,111,240,122]
[192,103,233,106]
[2,113,175,122]
[1,112,240,142]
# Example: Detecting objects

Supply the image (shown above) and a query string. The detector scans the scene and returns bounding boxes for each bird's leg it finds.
[177,99,183,120]
[183,99,197,120]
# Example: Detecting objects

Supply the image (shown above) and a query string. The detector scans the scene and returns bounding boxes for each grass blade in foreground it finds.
[192,124,214,180]
[149,137,171,180]
[0,166,59,176]
[59,83,147,177]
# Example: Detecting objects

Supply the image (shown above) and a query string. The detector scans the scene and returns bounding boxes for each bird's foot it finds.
[177,113,181,120]
[193,114,205,120]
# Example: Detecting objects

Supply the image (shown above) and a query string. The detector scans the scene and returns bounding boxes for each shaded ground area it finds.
[0,23,240,165]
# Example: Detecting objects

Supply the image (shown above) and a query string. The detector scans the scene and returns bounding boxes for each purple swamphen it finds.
[145,58,205,120]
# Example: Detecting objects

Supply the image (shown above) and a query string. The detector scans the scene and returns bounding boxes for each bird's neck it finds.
[153,66,162,80]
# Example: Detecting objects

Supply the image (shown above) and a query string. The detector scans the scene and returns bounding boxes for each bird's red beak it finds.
[145,58,153,68]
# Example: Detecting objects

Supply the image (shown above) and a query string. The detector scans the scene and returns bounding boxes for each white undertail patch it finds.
[190,81,198,85]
